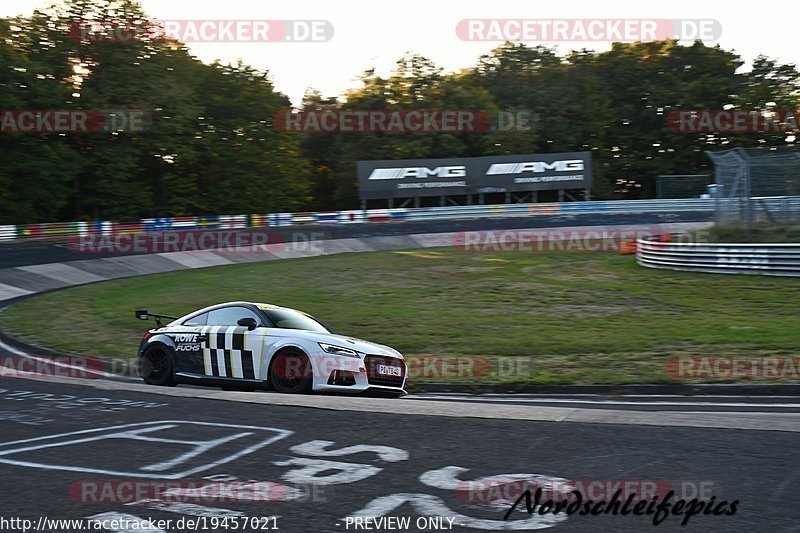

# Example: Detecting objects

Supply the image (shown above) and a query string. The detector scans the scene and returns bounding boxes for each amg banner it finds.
[357,157,470,200]
[474,151,592,193]
[357,151,592,199]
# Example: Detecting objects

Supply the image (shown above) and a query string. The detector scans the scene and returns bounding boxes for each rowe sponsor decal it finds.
[172,333,201,353]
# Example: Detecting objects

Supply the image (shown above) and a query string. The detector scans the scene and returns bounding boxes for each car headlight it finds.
[318,343,360,358]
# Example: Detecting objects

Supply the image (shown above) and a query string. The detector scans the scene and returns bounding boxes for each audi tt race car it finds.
[135,302,407,397]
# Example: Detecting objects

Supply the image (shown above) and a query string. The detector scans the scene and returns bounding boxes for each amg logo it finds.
[486,160,584,175]
[368,166,467,180]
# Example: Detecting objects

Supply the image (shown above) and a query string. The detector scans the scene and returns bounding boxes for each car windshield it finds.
[264,309,329,333]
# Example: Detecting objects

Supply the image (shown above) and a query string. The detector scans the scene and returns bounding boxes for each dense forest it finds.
[1,0,798,223]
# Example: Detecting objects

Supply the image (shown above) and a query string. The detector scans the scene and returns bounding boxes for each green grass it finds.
[2,248,799,384]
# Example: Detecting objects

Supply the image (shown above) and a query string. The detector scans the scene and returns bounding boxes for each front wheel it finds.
[269,351,312,394]
[140,345,176,386]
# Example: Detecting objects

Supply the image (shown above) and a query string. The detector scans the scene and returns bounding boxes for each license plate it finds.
[376,364,402,377]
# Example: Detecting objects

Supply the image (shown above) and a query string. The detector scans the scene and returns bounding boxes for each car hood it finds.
[270,329,403,359]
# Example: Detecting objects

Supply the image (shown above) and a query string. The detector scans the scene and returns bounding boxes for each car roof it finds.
[251,302,300,313]
[177,301,300,320]
[211,301,300,313]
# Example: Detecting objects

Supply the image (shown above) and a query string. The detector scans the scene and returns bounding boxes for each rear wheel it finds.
[140,345,176,386]
[269,350,312,394]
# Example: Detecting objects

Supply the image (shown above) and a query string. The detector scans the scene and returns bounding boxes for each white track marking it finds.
[346,493,566,530]
[409,395,800,409]
[0,338,137,380]
[127,500,245,518]
[290,440,409,462]
[0,337,26,356]
[10,374,800,431]
[274,457,382,485]
[0,421,292,478]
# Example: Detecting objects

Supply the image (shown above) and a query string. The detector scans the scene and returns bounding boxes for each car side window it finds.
[207,306,261,326]
[183,312,208,326]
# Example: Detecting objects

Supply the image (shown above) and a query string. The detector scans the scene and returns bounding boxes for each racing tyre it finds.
[269,350,312,394]
[140,345,176,386]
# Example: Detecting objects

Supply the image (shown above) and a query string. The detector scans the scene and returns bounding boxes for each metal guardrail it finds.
[2,196,800,243]
[637,237,800,277]
[404,198,717,221]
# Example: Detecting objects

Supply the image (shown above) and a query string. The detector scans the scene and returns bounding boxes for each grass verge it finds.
[1,248,798,384]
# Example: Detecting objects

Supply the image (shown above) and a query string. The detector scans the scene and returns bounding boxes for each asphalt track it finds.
[0,374,797,532]
[2,210,797,532]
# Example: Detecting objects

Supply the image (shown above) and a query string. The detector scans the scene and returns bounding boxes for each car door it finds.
[201,306,266,380]
[169,311,210,375]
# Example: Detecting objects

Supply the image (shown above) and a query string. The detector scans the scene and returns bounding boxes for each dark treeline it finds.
[1,0,798,223]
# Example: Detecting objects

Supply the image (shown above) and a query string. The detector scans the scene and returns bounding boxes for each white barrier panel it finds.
[0,225,15,241]
[637,237,800,277]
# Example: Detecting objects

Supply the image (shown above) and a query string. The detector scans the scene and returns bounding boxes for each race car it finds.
[135,301,407,397]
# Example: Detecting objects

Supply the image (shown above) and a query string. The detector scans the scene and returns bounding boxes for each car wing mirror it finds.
[237,317,258,331]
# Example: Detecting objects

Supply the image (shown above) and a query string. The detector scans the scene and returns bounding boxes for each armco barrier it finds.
[2,196,799,243]
[637,237,800,277]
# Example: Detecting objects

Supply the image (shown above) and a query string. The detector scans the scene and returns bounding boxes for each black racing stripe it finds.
[216,332,226,349]
[224,349,234,378]
[241,350,255,379]
[232,332,244,351]
[210,350,220,377]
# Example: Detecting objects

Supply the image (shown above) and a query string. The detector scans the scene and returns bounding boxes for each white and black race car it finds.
[136,302,407,397]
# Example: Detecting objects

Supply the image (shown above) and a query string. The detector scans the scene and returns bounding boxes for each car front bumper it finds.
[310,352,407,394]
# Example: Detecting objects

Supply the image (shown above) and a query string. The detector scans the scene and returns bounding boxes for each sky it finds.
[2,0,797,106]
